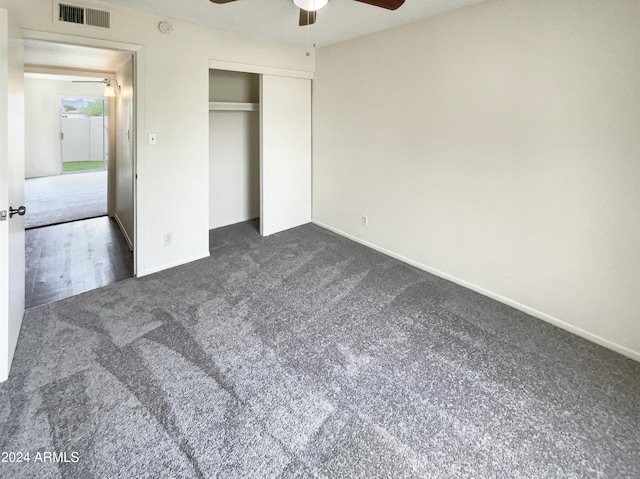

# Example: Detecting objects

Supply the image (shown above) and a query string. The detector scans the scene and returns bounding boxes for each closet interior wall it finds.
[208,69,260,230]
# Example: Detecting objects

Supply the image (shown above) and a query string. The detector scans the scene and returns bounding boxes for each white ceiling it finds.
[24,72,107,82]
[98,0,490,47]
[24,40,133,72]
[22,1,489,75]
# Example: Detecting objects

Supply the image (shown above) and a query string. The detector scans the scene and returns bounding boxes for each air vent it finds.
[59,4,84,24]
[57,3,110,29]
[86,8,110,28]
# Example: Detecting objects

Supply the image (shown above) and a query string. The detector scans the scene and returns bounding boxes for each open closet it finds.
[208,66,312,237]
[209,69,260,230]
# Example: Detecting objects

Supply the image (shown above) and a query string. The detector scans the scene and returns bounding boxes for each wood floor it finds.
[25,216,134,308]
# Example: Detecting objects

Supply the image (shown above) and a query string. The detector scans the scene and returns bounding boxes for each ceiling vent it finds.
[57,3,110,29]
[85,8,110,28]
[58,4,84,24]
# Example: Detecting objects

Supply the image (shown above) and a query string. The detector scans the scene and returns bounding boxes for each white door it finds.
[114,60,135,248]
[260,75,311,236]
[0,9,25,382]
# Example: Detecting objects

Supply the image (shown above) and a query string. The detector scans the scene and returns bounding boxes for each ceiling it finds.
[22,1,489,75]
[98,0,490,47]
[24,40,133,72]
[24,72,107,82]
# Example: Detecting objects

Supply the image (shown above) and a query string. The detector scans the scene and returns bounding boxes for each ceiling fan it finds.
[209,0,405,27]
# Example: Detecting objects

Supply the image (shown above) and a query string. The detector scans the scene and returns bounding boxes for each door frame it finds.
[21,30,144,277]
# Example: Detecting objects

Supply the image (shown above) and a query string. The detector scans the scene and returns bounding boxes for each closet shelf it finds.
[209,102,259,112]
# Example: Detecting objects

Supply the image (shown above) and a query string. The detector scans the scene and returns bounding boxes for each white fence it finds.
[61,116,108,162]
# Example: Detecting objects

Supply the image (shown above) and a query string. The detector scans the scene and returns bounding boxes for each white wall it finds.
[24,76,105,177]
[209,69,259,104]
[209,111,260,229]
[313,0,640,359]
[0,0,314,276]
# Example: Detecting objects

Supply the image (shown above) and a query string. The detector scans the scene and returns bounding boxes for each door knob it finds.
[9,206,26,218]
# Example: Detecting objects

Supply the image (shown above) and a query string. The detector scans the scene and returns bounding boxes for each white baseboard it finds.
[312,220,640,363]
[113,212,133,252]
[143,251,211,276]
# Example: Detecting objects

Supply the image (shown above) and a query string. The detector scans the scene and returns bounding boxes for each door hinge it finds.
[60,132,64,140]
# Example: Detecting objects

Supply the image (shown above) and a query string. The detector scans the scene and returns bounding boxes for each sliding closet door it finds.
[260,75,311,236]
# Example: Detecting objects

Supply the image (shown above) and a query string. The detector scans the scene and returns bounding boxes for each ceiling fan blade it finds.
[353,0,405,10]
[209,0,239,4]
[299,9,317,26]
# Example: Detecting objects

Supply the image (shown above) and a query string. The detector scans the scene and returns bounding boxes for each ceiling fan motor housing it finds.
[293,0,329,12]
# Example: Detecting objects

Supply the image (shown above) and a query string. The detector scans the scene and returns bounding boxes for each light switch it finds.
[148,133,157,146]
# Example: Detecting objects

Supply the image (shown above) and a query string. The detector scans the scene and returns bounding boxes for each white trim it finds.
[24,65,113,77]
[209,59,313,80]
[20,29,142,53]
[312,220,640,363]
[143,251,210,276]
[113,212,133,251]
[131,49,143,279]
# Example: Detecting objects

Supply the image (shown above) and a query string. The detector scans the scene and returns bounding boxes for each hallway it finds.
[25,216,133,308]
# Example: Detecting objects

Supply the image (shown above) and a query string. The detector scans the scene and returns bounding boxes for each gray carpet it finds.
[24,171,107,229]
[1,221,638,478]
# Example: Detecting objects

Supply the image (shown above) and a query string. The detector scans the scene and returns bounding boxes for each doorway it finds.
[22,40,136,307]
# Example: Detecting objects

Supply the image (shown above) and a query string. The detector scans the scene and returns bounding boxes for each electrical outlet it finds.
[164,232,173,246]
[362,215,368,227]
